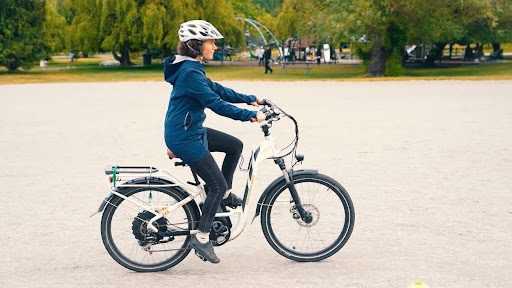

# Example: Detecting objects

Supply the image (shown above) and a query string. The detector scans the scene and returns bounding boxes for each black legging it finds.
[264,59,273,73]
[190,128,243,232]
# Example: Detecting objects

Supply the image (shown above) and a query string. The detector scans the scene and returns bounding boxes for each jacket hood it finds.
[164,56,204,85]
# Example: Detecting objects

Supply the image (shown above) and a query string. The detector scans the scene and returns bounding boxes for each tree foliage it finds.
[275,0,512,76]
[232,0,266,19]
[253,0,283,16]
[54,0,246,65]
[43,0,67,54]
[0,0,48,72]
[5,0,512,73]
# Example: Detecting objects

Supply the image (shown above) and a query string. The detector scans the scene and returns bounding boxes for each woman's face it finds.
[202,39,217,60]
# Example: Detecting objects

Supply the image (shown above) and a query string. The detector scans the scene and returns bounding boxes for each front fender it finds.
[252,169,318,222]
[90,177,177,217]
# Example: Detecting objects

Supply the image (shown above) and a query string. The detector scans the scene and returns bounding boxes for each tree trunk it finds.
[436,43,447,63]
[365,33,386,77]
[6,54,22,72]
[492,43,501,53]
[112,46,135,66]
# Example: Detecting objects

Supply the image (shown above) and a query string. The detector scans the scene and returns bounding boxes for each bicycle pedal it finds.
[194,250,208,262]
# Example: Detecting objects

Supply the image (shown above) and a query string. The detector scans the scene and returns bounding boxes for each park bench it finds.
[281,62,313,75]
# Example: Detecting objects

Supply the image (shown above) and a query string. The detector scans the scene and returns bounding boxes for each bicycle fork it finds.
[274,158,313,224]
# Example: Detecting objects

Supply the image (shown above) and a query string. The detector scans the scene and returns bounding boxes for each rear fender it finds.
[91,177,187,217]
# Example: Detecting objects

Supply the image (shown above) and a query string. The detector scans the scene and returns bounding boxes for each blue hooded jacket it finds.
[163,56,258,164]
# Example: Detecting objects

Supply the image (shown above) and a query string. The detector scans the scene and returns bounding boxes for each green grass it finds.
[1,56,511,85]
[405,58,512,79]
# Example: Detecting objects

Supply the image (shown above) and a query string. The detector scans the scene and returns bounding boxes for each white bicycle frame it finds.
[102,133,282,241]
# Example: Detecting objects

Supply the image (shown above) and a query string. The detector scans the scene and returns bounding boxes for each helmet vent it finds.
[188,29,197,35]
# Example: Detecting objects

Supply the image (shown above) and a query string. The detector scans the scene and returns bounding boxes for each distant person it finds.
[257,47,264,66]
[263,45,273,74]
[284,46,290,62]
[315,47,322,65]
[464,44,472,62]
[67,51,75,68]
[39,59,48,70]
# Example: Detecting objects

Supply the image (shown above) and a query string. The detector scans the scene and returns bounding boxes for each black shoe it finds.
[222,193,243,209]
[189,236,220,264]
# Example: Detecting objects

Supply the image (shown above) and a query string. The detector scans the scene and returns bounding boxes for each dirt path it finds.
[0,81,511,288]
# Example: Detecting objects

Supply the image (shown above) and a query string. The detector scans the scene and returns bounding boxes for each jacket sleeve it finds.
[185,70,257,121]
[206,78,257,104]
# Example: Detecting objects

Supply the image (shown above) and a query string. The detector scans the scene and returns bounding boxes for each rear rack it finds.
[104,165,183,189]
[105,166,158,175]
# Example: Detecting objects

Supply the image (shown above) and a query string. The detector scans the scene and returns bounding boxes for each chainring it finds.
[210,220,231,246]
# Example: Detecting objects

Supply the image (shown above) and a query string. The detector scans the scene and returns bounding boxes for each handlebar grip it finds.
[260,107,273,120]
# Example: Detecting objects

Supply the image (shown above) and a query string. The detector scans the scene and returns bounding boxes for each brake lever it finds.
[260,99,274,107]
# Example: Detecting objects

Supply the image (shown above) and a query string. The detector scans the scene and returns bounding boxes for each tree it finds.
[43,0,67,54]
[0,0,48,72]
[493,0,512,51]
[320,0,476,75]
[253,0,284,16]
[99,0,142,65]
[231,0,266,19]
[469,0,512,52]
[274,0,318,40]
[60,0,245,65]
[196,0,247,48]
[65,0,102,54]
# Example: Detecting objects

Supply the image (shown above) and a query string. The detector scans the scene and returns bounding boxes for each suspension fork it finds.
[274,158,313,224]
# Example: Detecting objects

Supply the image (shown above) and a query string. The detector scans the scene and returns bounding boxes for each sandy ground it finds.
[0,80,511,288]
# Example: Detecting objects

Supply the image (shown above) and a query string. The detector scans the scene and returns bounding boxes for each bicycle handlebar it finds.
[259,99,280,121]
[257,99,300,162]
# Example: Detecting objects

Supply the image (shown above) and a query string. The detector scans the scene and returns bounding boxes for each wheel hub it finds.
[132,211,168,246]
[293,204,320,227]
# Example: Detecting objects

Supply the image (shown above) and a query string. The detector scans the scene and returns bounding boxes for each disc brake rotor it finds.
[293,204,320,227]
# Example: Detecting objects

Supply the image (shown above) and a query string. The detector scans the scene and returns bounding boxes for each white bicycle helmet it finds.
[178,20,224,42]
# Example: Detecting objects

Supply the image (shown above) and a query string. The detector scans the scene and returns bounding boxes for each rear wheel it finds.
[101,187,198,272]
[261,173,354,262]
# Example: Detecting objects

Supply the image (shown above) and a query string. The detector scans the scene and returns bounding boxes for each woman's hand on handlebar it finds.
[250,111,266,123]
[250,98,262,107]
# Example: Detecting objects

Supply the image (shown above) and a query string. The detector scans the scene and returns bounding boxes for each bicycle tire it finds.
[260,173,354,262]
[101,186,199,272]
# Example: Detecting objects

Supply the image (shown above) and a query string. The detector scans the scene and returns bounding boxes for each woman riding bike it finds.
[164,20,265,263]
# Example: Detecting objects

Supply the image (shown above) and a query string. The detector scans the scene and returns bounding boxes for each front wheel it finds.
[261,173,354,262]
